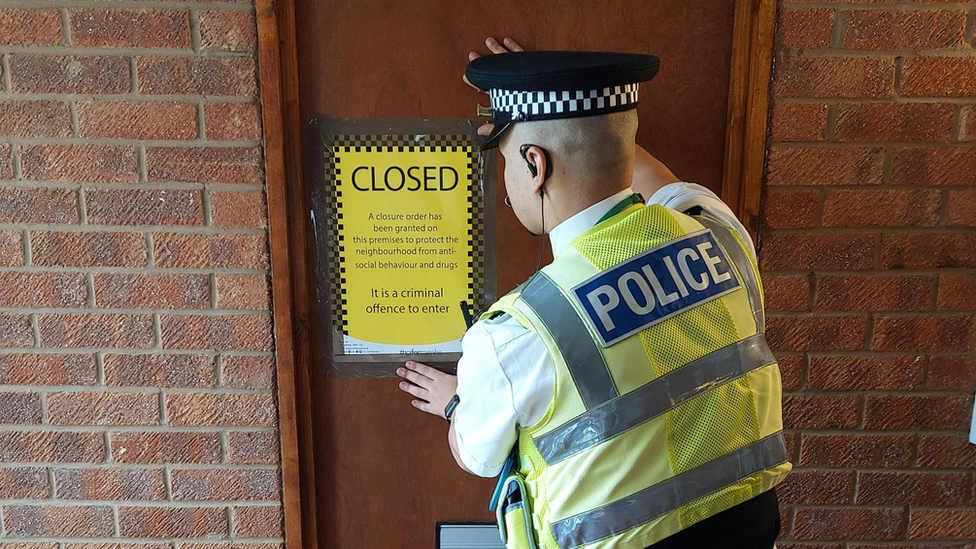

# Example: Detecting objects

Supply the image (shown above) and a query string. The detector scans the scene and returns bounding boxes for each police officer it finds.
[398,40,790,549]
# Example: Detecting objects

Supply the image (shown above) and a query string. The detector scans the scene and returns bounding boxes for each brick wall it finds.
[0,1,282,548]
[765,0,976,545]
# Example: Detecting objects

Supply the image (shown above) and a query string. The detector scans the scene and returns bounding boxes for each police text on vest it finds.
[572,230,742,347]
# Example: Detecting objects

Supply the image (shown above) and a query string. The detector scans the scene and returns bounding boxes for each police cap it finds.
[465,51,660,149]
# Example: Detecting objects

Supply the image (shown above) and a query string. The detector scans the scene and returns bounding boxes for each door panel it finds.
[294,1,735,547]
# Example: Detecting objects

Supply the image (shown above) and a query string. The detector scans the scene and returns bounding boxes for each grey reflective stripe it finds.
[520,272,618,409]
[550,432,789,549]
[535,333,776,464]
[695,216,765,333]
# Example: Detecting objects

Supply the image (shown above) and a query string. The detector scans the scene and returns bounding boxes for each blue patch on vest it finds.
[572,230,742,347]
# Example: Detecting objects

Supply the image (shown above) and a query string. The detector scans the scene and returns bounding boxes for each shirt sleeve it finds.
[648,182,757,258]
[452,319,521,478]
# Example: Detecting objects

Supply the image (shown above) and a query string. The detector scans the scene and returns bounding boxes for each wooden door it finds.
[291,1,739,547]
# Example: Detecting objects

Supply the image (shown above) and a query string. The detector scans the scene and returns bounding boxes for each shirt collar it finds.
[548,188,634,258]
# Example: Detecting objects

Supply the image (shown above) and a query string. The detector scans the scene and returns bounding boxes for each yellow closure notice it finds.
[334,145,475,354]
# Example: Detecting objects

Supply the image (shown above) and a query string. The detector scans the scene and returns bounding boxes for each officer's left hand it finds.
[464,37,525,137]
[396,361,458,419]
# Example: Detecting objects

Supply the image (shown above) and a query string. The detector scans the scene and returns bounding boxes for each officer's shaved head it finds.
[501,109,638,190]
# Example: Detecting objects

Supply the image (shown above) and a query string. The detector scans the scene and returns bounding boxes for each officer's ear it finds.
[519,144,550,195]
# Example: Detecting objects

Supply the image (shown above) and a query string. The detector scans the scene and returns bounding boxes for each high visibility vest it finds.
[483,203,791,549]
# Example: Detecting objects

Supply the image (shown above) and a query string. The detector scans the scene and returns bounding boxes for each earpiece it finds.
[520,144,539,177]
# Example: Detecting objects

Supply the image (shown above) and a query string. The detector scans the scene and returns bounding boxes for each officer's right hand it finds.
[465,37,525,137]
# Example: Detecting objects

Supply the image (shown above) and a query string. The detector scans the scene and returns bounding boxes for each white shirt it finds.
[453,182,756,477]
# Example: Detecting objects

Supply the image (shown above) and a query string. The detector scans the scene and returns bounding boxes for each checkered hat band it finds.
[489,84,639,121]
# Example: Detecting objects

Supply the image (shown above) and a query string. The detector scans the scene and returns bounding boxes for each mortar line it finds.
[831,9,849,49]
[60,8,72,47]
[0,45,251,58]
[0,136,260,147]
[1,54,11,93]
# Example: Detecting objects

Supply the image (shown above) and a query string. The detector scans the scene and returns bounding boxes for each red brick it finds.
[4,506,114,537]
[822,189,940,227]
[118,506,227,538]
[110,431,221,463]
[865,394,973,430]
[843,10,966,50]
[0,313,34,347]
[8,55,130,94]
[210,191,267,228]
[216,274,269,310]
[78,101,197,140]
[909,509,976,539]
[815,274,933,311]
[763,189,819,229]
[938,273,976,311]
[233,505,283,537]
[21,144,138,183]
[95,273,210,309]
[766,146,885,186]
[47,392,159,426]
[902,57,976,97]
[137,56,257,95]
[763,274,810,312]
[0,354,96,386]
[882,233,976,269]
[928,355,976,391]
[0,230,24,266]
[779,9,834,50]
[777,354,805,392]
[918,435,976,468]
[858,471,969,506]
[160,314,272,351]
[799,433,913,467]
[784,394,860,429]
[199,10,256,52]
[171,468,279,500]
[0,9,62,46]
[0,544,58,549]
[793,508,904,540]
[0,188,78,225]
[0,468,48,498]
[64,545,170,549]
[0,272,87,308]
[86,189,204,226]
[153,232,268,269]
[166,393,276,426]
[0,431,104,463]
[873,314,976,352]
[203,104,262,142]
[54,468,166,500]
[147,147,263,184]
[770,103,828,142]
[31,231,146,268]
[767,315,867,351]
[70,9,189,48]
[834,103,953,142]
[38,313,155,348]
[0,392,42,424]
[777,470,854,505]
[775,57,894,98]
[227,430,279,463]
[778,544,842,549]
[964,105,976,141]
[760,233,875,271]
[891,147,976,186]
[948,189,976,226]
[104,353,215,388]
[0,100,72,138]
[808,355,924,391]
[221,355,275,389]
[0,144,12,180]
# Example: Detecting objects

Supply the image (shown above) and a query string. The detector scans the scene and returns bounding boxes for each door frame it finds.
[255,0,778,546]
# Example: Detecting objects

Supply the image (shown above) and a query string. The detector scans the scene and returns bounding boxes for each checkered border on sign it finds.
[324,134,487,335]
[489,83,639,119]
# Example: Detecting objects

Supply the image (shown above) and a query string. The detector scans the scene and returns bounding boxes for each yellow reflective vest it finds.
[483,202,791,549]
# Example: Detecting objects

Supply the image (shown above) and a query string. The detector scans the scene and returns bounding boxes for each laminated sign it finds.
[310,119,493,362]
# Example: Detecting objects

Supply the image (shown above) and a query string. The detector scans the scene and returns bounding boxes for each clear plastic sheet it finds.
[306,117,498,377]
